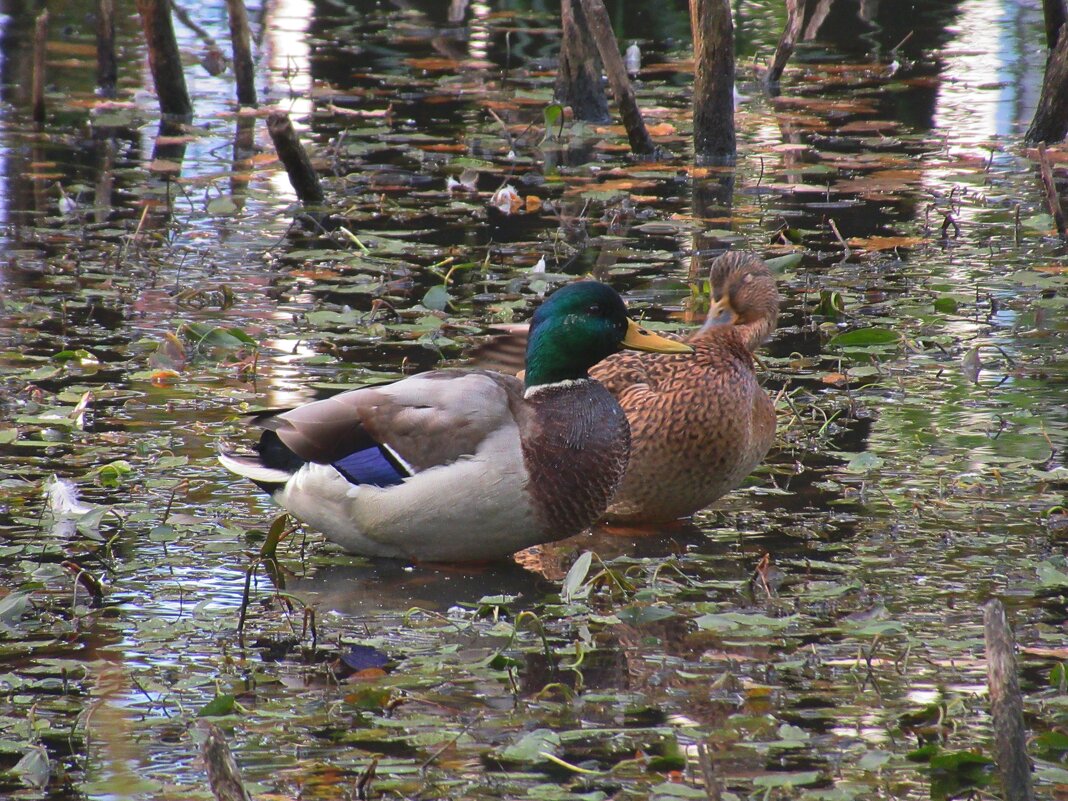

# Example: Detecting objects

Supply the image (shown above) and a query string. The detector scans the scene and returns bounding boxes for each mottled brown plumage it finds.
[594,251,780,522]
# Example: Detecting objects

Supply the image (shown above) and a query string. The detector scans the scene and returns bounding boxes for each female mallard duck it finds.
[472,252,780,524]
[218,281,691,562]
[594,251,779,523]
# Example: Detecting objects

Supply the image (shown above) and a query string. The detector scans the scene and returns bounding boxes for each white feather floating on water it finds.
[44,475,104,540]
[46,475,94,517]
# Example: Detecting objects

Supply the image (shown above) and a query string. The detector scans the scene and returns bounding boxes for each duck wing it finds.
[263,369,524,481]
[467,324,529,375]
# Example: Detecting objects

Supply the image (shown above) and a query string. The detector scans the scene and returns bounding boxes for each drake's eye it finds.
[587,303,603,315]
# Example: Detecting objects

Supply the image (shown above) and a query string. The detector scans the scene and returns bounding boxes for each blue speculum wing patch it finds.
[333,445,409,487]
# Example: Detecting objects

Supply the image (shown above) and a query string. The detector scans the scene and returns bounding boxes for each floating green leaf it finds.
[0,593,30,627]
[765,252,803,272]
[206,195,239,216]
[826,328,901,348]
[694,612,798,633]
[11,746,50,789]
[928,749,994,797]
[52,348,97,363]
[1035,730,1068,760]
[933,296,958,314]
[616,604,676,625]
[500,729,560,764]
[752,771,821,788]
[180,322,258,351]
[858,749,893,770]
[844,452,885,473]
[1037,560,1068,587]
[649,782,708,799]
[90,460,133,488]
[197,694,237,717]
[423,285,453,311]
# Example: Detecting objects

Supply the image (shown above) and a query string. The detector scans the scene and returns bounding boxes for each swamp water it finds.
[0,0,1066,798]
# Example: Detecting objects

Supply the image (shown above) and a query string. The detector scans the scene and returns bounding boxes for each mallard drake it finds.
[472,252,780,524]
[218,281,691,562]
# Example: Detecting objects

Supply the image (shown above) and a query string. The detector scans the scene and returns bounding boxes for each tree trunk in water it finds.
[690,0,736,164]
[1041,0,1067,49]
[555,0,609,122]
[1026,19,1068,144]
[136,0,193,117]
[578,0,656,155]
[31,10,48,123]
[227,0,257,107]
[983,600,1035,801]
[96,0,117,99]
[267,111,325,206]
[766,0,809,93]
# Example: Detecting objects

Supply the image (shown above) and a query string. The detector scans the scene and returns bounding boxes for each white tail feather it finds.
[217,450,293,485]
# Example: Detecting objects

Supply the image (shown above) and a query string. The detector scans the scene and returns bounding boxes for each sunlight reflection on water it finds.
[932,0,1044,146]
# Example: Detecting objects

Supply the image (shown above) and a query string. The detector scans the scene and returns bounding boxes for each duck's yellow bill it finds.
[622,319,694,354]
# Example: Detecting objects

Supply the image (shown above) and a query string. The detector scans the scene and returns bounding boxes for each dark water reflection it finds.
[0,0,1066,798]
